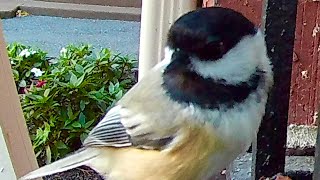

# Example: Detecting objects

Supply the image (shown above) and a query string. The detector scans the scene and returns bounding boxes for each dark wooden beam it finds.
[251,0,298,179]
[197,0,203,8]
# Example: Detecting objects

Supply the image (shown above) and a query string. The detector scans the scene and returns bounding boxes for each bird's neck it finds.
[162,60,263,109]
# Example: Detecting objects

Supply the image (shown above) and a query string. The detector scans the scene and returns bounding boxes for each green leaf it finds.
[71,121,81,128]
[62,124,73,130]
[80,100,86,111]
[88,90,105,100]
[84,64,95,74]
[52,67,60,74]
[69,72,78,86]
[75,64,84,74]
[79,112,86,125]
[80,133,88,143]
[35,151,42,158]
[99,86,105,93]
[45,145,52,164]
[108,82,115,93]
[97,101,107,112]
[56,81,68,87]
[12,69,19,79]
[27,94,43,101]
[25,71,31,77]
[67,105,74,120]
[34,62,42,67]
[114,82,120,89]
[115,90,123,100]
[19,80,27,87]
[85,120,95,128]
[56,141,68,150]
[64,119,73,128]
[99,61,109,65]
[75,74,85,87]
[44,89,50,97]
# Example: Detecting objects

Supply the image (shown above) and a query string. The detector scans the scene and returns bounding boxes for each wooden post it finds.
[0,21,39,178]
[314,115,320,180]
[138,0,197,80]
[251,0,298,179]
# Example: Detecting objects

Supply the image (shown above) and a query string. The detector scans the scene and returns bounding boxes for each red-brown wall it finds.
[204,0,320,125]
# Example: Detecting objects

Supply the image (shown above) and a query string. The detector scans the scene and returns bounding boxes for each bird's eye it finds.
[206,36,221,44]
[197,39,225,60]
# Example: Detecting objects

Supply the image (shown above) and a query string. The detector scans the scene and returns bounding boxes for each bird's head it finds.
[161,7,273,109]
[164,7,269,85]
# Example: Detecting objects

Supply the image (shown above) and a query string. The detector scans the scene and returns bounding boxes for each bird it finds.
[20,7,273,180]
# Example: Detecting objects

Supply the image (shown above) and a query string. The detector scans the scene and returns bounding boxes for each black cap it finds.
[167,7,257,60]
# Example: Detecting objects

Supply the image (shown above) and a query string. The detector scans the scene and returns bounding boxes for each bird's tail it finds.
[19,148,100,180]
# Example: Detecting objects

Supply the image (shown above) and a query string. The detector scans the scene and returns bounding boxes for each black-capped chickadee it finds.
[20,7,273,180]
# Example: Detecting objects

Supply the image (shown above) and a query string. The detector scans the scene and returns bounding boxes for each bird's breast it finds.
[90,123,227,180]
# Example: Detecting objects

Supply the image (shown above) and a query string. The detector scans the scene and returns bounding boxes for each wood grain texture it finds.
[0,20,39,178]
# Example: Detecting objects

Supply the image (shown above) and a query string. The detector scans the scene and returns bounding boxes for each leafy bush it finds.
[8,43,137,165]
[7,43,49,93]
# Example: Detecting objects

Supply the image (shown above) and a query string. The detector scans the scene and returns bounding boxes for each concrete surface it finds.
[19,1,141,21]
[0,0,141,21]
[2,15,141,57]
[0,1,19,19]
[34,0,142,8]
[231,153,314,180]
[287,124,318,148]
[0,127,17,180]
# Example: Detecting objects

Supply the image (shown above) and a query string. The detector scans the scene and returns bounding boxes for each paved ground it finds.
[2,15,141,57]
[231,153,314,180]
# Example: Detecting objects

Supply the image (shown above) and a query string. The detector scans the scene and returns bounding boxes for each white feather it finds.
[153,47,174,71]
[191,30,269,84]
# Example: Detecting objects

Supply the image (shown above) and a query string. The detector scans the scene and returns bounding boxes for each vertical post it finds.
[0,21,39,178]
[251,0,298,179]
[314,115,320,180]
[138,0,197,80]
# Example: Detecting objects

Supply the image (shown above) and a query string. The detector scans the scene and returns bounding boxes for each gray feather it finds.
[19,148,99,180]
[83,106,132,147]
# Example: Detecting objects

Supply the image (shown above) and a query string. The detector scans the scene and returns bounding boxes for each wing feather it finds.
[83,61,176,149]
[83,106,132,147]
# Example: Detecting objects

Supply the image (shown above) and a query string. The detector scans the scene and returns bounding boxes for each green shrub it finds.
[8,43,137,165]
[7,43,49,93]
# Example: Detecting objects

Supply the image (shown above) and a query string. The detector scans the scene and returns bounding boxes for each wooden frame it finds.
[138,0,198,80]
[0,21,39,179]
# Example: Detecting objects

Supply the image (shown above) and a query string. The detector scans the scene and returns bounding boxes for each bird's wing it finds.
[83,105,132,147]
[83,105,178,150]
[84,60,179,150]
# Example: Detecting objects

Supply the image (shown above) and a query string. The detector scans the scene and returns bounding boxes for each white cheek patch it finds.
[190,31,269,85]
